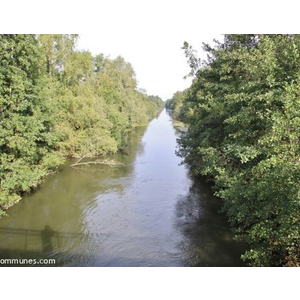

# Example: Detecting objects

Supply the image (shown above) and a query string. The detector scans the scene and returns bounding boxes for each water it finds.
[0,109,246,266]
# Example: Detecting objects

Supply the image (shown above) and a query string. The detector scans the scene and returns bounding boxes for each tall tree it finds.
[177,34,300,266]
[0,34,62,215]
[39,34,78,77]
[0,34,164,216]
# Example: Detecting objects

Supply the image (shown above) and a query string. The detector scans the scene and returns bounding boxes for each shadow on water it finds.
[174,177,247,267]
[41,226,54,253]
[0,226,175,267]
[0,110,247,267]
[0,226,84,266]
[0,226,106,266]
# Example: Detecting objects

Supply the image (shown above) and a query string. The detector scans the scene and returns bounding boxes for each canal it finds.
[0,109,246,266]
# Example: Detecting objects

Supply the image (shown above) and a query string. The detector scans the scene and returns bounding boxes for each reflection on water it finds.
[0,110,246,266]
[174,180,246,266]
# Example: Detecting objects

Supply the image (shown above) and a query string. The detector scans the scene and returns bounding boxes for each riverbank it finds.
[0,109,246,266]
[0,108,163,218]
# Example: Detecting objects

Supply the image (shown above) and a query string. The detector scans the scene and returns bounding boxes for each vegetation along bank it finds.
[166,35,300,266]
[0,34,163,216]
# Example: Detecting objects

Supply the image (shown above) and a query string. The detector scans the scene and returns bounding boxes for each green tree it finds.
[39,34,78,77]
[0,34,63,215]
[0,34,163,216]
[177,34,300,266]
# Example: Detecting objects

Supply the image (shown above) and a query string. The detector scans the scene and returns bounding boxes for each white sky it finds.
[74,1,224,100]
[78,31,221,101]
[3,0,293,101]
[72,1,297,101]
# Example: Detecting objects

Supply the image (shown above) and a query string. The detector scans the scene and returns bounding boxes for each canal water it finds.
[0,109,246,266]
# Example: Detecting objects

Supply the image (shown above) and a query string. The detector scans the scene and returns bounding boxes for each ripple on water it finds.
[0,110,247,266]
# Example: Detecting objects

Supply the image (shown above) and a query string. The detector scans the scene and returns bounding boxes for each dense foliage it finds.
[165,90,189,122]
[0,34,163,216]
[174,34,300,266]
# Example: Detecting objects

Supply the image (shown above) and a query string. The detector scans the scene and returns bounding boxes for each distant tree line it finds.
[168,34,300,266]
[0,34,163,216]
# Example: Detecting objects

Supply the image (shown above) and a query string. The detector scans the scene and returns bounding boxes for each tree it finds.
[0,34,62,215]
[177,34,300,266]
[0,34,164,216]
[39,34,78,77]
